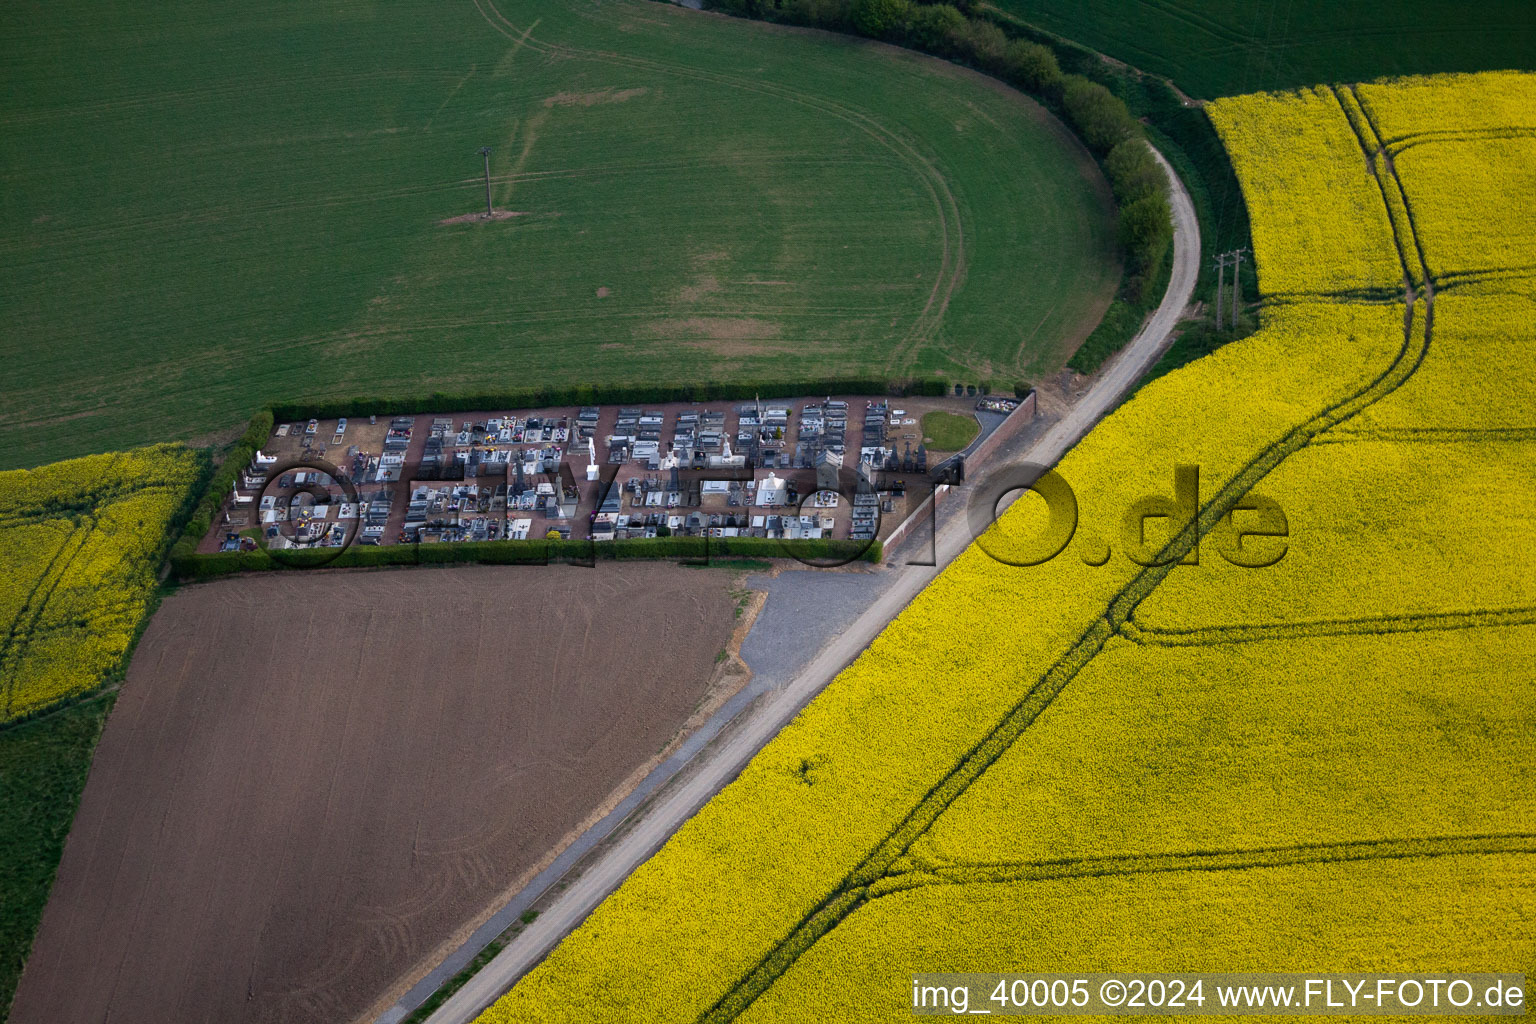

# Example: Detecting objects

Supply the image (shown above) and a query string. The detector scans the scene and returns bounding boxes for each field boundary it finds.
[264,377,953,425]
[174,536,881,582]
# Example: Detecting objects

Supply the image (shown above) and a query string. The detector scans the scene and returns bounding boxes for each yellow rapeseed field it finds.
[478,72,1536,1024]
[0,444,201,721]
[740,854,1536,1023]
[1134,437,1536,627]
[1356,71,1536,144]
[911,628,1536,867]
[1388,137,1536,281]
[1344,294,1536,432]
[1207,86,1402,298]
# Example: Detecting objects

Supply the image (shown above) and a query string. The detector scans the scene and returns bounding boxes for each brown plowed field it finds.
[11,564,738,1024]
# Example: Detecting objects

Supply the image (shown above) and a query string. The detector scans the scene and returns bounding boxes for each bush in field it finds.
[949,18,1008,71]
[777,0,855,30]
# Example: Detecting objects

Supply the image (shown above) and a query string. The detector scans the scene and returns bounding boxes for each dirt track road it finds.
[417,143,1200,1024]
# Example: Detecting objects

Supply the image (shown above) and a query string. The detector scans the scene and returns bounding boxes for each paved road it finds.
[416,143,1199,1024]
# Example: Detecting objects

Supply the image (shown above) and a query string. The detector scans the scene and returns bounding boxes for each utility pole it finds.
[1230,248,1249,330]
[1213,249,1252,331]
[479,146,493,218]
[1214,252,1227,328]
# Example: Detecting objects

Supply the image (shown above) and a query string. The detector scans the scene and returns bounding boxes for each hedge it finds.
[172,535,881,581]
[167,408,273,567]
[268,377,948,423]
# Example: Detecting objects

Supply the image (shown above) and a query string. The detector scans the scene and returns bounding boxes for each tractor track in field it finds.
[1384,125,1536,156]
[879,833,1536,897]
[1121,605,1536,647]
[1317,425,1536,444]
[0,516,99,719]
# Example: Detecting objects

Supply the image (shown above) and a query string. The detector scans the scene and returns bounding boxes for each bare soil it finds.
[542,87,648,108]
[645,316,783,342]
[10,564,738,1024]
[437,209,525,225]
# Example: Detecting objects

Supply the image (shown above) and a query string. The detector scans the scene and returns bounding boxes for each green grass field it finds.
[919,410,978,451]
[0,0,1119,470]
[0,697,113,1017]
[982,0,1536,99]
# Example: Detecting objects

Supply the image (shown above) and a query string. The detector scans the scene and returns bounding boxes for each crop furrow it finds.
[1315,425,1536,444]
[1122,606,1536,646]
[901,834,1536,891]
[0,516,98,719]
[1385,125,1536,156]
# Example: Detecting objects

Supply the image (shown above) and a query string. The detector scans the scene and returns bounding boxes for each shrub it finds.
[1119,192,1173,301]
[267,379,944,423]
[851,0,912,39]
[777,0,855,30]
[1104,139,1165,204]
[904,3,965,55]
[170,534,882,580]
[1062,75,1140,152]
[951,18,1008,72]
[1001,38,1061,94]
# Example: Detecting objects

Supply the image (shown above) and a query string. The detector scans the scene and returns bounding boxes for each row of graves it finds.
[596,406,743,470]
[404,416,576,542]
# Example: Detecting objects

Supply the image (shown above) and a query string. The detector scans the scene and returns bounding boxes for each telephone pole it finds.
[478,146,493,218]
[1213,252,1227,328]
[1229,247,1249,330]
[1213,248,1251,330]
